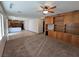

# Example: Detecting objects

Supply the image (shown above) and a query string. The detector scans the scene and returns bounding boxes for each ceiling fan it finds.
[41,5,56,13]
[38,2,56,15]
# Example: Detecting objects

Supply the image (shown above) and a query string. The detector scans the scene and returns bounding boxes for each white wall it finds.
[0,15,2,38]
[0,3,8,56]
[28,19,38,33]
[24,19,29,30]
[38,19,43,33]
[24,18,43,33]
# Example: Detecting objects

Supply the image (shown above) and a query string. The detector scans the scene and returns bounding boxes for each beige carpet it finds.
[3,34,79,57]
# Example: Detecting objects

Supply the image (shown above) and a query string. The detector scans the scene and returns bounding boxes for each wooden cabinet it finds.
[54,16,65,32]
[72,35,79,47]
[66,23,79,35]
[72,12,79,23]
[45,16,54,24]
[63,33,72,44]
[64,13,73,24]
[45,16,54,36]
[55,25,65,32]
[55,16,64,25]
[64,11,79,24]
[8,20,23,27]
[56,32,64,40]
[48,31,56,39]
[52,31,56,39]
[45,11,79,47]
[48,30,53,38]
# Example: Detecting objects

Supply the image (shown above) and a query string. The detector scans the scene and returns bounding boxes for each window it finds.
[0,13,4,40]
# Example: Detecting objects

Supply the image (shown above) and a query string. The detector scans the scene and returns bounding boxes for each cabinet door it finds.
[72,35,79,47]
[72,13,79,23]
[50,17,54,24]
[48,30,56,38]
[48,30,53,38]
[66,23,79,35]
[64,14,73,24]
[56,32,64,40]
[55,25,65,32]
[63,33,72,44]
[54,16,64,32]
[52,31,56,39]
[45,16,53,24]
[55,16,64,25]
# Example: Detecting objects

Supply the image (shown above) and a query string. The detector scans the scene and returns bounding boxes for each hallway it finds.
[3,34,79,57]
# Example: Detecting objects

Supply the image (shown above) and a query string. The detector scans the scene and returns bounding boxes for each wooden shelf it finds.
[45,10,79,47]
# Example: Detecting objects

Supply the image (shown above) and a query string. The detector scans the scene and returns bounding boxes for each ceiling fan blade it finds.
[50,11,54,13]
[48,11,54,13]
[40,6,44,8]
[50,6,56,9]
[48,9,54,13]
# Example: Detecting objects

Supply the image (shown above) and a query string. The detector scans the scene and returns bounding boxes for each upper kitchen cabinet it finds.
[72,11,79,23]
[54,15,64,25]
[64,13,73,24]
[64,11,79,24]
[45,16,54,24]
[54,15,65,32]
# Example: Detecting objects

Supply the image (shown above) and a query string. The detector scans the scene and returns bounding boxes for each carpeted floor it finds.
[3,34,79,57]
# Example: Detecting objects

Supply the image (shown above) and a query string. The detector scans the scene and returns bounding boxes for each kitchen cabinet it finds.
[63,33,72,44]
[45,16,54,24]
[56,32,64,40]
[45,10,79,47]
[72,35,79,47]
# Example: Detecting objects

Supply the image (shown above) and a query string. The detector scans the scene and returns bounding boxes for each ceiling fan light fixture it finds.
[43,10,48,14]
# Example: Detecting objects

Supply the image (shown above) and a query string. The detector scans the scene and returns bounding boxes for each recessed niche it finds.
[48,24,54,30]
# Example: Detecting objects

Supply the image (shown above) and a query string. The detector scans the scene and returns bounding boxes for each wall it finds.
[8,16,43,33]
[28,19,38,33]
[24,19,29,30]
[24,18,43,33]
[0,15,2,37]
[38,19,43,33]
[0,3,8,56]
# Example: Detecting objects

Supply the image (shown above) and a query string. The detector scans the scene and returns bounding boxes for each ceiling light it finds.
[43,10,48,14]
